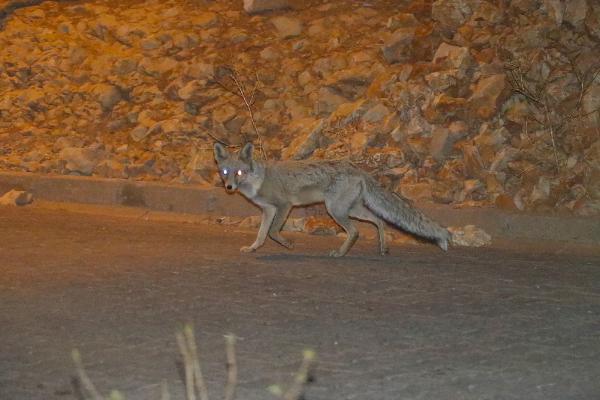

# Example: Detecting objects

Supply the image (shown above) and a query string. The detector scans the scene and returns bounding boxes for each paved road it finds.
[1,205,599,400]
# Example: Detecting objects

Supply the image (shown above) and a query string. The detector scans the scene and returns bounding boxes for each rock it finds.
[243,0,290,14]
[282,118,327,159]
[425,69,460,92]
[186,62,214,80]
[16,87,45,106]
[113,58,138,76]
[586,4,600,40]
[298,70,313,86]
[212,105,237,124]
[468,74,508,120]
[510,0,538,13]
[387,13,421,30]
[271,16,303,39]
[403,109,434,137]
[362,102,390,124]
[381,28,416,64]
[324,66,376,100]
[471,2,504,24]
[457,179,485,202]
[432,43,473,76]
[53,137,84,152]
[92,84,122,112]
[0,190,33,206]
[423,94,467,124]
[140,37,162,50]
[302,216,339,236]
[449,225,492,247]
[260,46,280,61]
[192,12,218,28]
[490,147,519,172]
[564,0,588,29]
[282,217,306,232]
[314,87,349,116]
[95,159,126,178]
[462,144,484,178]
[432,0,473,33]
[59,147,102,175]
[327,99,370,128]
[400,182,433,201]
[227,28,249,44]
[239,215,262,229]
[582,79,600,122]
[429,127,454,162]
[350,130,374,152]
[130,125,150,142]
[530,176,552,206]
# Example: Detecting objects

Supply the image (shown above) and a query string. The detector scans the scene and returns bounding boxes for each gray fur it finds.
[214,144,451,256]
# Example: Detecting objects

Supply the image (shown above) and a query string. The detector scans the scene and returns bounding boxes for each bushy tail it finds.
[361,177,451,251]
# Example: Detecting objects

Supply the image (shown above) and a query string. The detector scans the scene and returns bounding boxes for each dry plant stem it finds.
[543,95,560,172]
[223,334,237,400]
[176,332,197,400]
[283,352,316,400]
[228,72,267,160]
[183,326,210,400]
[71,349,104,400]
[206,130,233,147]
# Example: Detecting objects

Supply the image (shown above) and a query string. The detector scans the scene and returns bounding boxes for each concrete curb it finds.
[1,171,599,246]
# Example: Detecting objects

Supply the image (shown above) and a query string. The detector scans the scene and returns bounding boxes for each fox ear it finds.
[214,143,229,163]
[239,142,254,163]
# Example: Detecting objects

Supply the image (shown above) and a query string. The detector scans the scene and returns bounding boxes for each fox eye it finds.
[222,169,228,175]
[237,169,243,176]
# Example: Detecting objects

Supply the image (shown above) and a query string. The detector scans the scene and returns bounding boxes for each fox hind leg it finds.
[325,185,362,257]
[349,203,388,256]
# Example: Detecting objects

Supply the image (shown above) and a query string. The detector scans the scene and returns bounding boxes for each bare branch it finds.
[71,349,104,400]
[209,66,268,160]
[543,94,560,172]
[184,325,210,400]
[176,331,196,400]
[223,334,237,400]
[283,350,316,400]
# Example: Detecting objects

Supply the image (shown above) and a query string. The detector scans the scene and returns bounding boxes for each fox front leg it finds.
[241,205,277,253]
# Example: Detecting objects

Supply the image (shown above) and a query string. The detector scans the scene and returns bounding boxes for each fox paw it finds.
[280,240,294,249]
[240,246,256,253]
[379,246,389,256]
[329,250,343,258]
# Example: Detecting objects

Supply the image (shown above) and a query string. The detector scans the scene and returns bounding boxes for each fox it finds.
[214,142,451,257]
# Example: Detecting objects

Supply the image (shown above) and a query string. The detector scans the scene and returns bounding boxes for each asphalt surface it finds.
[1,204,599,400]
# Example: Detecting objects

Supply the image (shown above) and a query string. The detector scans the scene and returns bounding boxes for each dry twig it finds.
[223,334,237,400]
[212,66,267,160]
[269,349,316,400]
[71,349,104,400]
[176,331,197,400]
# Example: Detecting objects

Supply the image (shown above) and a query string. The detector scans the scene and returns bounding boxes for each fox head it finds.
[213,142,255,193]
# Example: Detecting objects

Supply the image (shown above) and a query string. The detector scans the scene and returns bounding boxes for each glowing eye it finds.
[222,169,228,175]
[237,170,243,176]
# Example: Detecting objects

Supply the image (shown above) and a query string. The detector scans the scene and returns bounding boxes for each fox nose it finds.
[226,184,233,190]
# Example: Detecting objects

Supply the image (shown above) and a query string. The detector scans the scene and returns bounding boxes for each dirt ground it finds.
[1,204,599,400]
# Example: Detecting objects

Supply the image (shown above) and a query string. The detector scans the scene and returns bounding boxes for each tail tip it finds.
[438,239,448,251]
[437,229,451,251]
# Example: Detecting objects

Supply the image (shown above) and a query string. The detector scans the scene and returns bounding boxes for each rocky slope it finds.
[0,0,599,215]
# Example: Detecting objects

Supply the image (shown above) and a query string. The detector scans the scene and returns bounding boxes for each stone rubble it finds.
[0,0,598,220]
[0,189,33,206]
